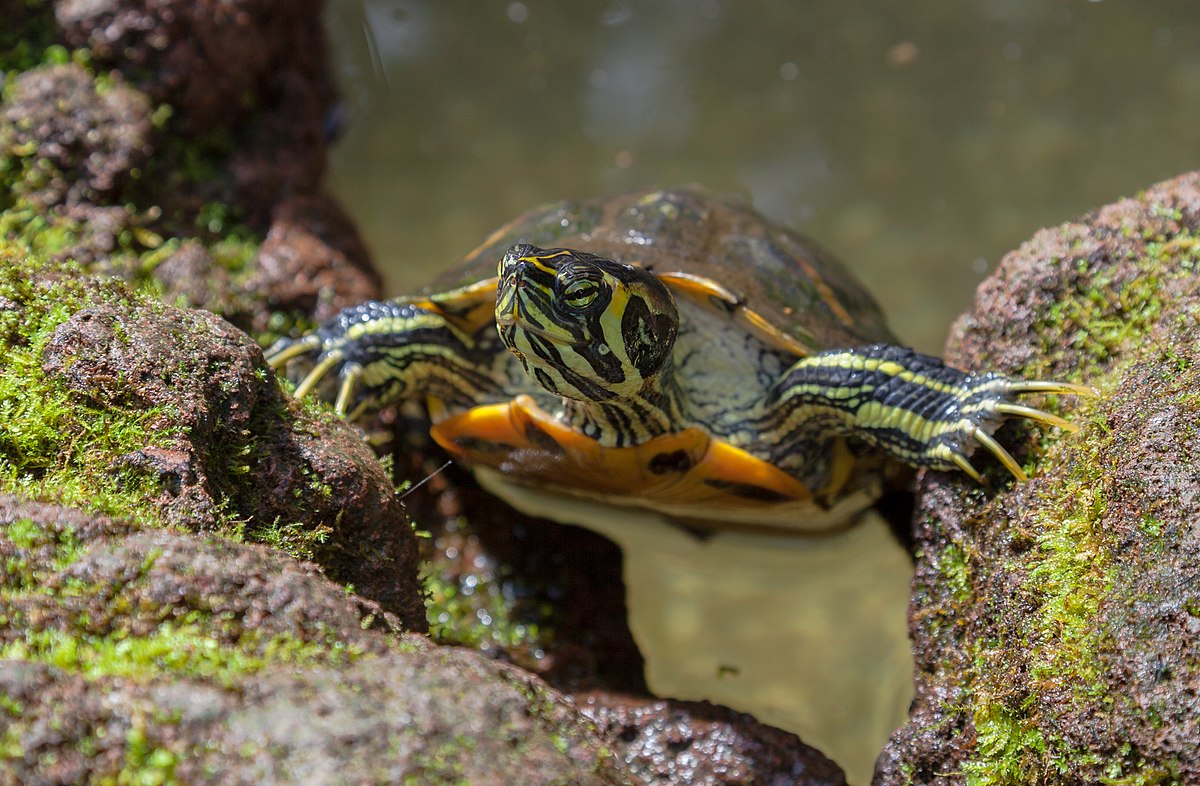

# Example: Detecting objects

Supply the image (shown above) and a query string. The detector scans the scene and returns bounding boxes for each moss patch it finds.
[0,621,362,686]
[422,542,551,659]
[0,251,175,521]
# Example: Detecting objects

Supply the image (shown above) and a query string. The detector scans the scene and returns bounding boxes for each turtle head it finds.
[496,244,678,402]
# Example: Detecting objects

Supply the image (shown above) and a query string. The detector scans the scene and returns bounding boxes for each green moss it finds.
[938,541,975,605]
[1032,230,1198,385]
[0,252,176,522]
[423,563,549,656]
[964,703,1048,786]
[1025,482,1112,699]
[246,516,332,563]
[0,36,271,321]
[0,623,360,685]
[122,725,180,786]
[2,516,86,596]
[405,735,476,786]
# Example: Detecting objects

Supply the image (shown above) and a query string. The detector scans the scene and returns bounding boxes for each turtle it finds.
[267,187,1091,531]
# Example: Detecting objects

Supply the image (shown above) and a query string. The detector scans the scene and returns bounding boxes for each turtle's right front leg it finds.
[267,300,494,418]
[762,343,1093,482]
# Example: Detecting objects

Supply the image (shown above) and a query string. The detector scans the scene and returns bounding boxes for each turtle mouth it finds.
[496,312,585,347]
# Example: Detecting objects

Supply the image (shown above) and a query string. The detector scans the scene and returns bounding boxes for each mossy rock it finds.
[0,251,426,627]
[875,171,1200,786]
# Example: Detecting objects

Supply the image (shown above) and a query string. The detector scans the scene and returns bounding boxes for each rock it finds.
[874,171,1200,784]
[55,0,334,136]
[0,498,637,786]
[1,2,364,332]
[55,0,336,226]
[250,192,382,329]
[0,63,154,208]
[578,693,849,786]
[15,265,425,629]
[152,239,240,315]
[411,469,650,695]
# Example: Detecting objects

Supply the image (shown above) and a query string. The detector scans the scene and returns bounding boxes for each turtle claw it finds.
[1007,380,1098,398]
[949,452,985,484]
[291,348,346,402]
[947,378,1095,483]
[994,402,1078,433]
[333,363,363,417]
[973,427,1027,483]
[973,378,1096,482]
[266,334,322,369]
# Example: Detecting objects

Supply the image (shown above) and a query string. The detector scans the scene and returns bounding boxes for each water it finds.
[324,0,1200,353]
[321,3,1200,782]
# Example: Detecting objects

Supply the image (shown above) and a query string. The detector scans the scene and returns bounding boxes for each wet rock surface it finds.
[0,498,636,786]
[579,693,849,786]
[0,63,153,208]
[2,0,373,330]
[250,191,382,330]
[874,171,1200,784]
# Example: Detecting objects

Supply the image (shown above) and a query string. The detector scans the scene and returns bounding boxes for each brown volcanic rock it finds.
[873,172,1200,784]
[32,271,424,628]
[579,694,849,786]
[54,0,337,225]
[251,191,383,329]
[0,498,639,786]
[55,0,334,137]
[0,63,154,209]
[1,2,370,328]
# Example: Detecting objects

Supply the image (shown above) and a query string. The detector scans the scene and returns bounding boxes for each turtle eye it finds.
[560,278,600,311]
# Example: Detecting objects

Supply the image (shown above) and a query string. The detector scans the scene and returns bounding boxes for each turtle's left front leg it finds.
[762,344,1093,482]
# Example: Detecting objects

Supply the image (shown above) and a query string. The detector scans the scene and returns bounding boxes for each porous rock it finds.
[874,171,1200,784]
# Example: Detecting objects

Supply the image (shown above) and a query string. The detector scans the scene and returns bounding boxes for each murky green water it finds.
[321,2,1200,782]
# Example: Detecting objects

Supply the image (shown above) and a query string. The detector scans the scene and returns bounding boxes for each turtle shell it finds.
[411,187,904,530]
[423,187,897,354]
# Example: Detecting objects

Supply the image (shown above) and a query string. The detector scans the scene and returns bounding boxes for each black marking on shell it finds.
[452,435,514,453]
[648,450,694,475]
[522,420,565,456]
[702,478,794,503]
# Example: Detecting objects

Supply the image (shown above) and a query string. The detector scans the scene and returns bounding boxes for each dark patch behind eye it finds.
[622,296,676,378]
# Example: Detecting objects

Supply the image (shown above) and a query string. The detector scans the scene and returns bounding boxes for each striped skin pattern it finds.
[268,299,513,417]
[496,245,687,446]
[761,345,1018,474]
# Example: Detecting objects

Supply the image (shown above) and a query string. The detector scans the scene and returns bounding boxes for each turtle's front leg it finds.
[267,300,490,418]
[763,344,1093,482]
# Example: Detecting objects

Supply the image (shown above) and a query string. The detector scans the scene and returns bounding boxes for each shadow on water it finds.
[321,3,1200,782]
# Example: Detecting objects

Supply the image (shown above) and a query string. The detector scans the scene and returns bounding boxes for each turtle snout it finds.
[498,244,538,279]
